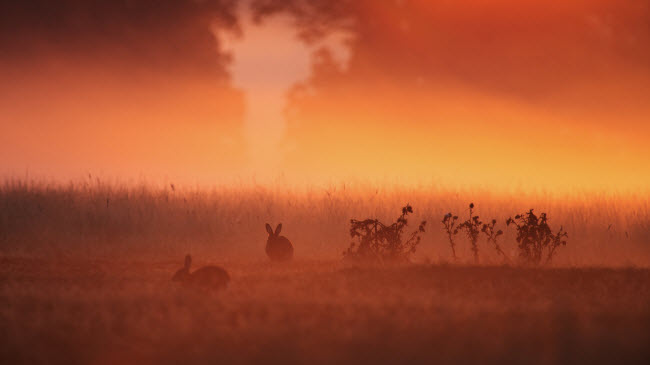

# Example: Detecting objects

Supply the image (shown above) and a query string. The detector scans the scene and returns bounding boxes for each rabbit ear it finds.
[184,255,192,269]
[275,223,282,236]
[265,223,274,235]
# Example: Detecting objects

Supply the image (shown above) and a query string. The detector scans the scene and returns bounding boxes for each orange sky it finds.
[0,0,649,191]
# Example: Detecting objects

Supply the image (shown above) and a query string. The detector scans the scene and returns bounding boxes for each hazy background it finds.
[1,0,649,191]
[2,6,650,362]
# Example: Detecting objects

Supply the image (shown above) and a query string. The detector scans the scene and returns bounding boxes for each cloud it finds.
[251,0,650,99]
[248,0,650,182]
[0,1,248,177]
[0,0,240,76]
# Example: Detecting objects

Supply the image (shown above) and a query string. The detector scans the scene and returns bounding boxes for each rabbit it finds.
[172,254,230,289]
[265,223,294,262]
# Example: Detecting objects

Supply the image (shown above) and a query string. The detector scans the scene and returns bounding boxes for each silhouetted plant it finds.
[442,213,459,260]
[345,205,426,263]
[481,219,509,263]
[457,203,482,263]
[506,209,568,265]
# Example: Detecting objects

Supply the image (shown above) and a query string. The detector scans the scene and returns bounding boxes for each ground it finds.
[1,256,649,365]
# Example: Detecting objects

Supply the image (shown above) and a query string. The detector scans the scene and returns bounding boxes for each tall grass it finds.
[0,179,648,266]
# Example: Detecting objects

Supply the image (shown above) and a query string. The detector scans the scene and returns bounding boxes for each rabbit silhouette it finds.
[172,254,230,290]
[265,223,294,262]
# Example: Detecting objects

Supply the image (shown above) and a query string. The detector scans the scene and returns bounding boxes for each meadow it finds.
[1,179,649,364]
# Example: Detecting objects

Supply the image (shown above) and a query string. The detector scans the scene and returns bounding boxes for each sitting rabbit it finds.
[265,223,294,262]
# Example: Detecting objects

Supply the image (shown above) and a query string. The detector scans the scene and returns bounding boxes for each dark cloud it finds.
[251,0,650,98]
[5,0,647,108]
[249,0,650,175]
[0,1,247,171]
[0,0,240,76]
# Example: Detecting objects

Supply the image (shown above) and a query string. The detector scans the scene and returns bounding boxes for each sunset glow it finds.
[1,2,650,364]
[1,0,648,191]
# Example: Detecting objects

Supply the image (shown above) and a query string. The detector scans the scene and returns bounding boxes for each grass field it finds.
[1,257,649,364]
[1,180,649,364]
[1,179,649,265]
